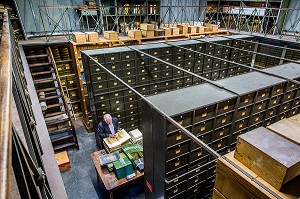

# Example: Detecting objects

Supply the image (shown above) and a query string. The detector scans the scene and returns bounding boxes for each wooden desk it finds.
[90,150,144,199]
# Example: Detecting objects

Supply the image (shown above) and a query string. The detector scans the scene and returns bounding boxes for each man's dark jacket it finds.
[97,118,119,149]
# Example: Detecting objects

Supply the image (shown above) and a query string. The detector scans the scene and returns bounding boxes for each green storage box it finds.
[113,153,134,180]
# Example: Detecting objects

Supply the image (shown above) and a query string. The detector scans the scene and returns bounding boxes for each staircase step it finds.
[44,111,66,118]
[48,126,72,135]
[46,118,69,126]
[37,87,59,93]
[26,54,48,59]
[34,78,57,84]
[43,95,62,101]
[29,62,52,68]
[47,103,64,109]
[53,142,77,151]
[51,134,74,143]
[31,70,54,76]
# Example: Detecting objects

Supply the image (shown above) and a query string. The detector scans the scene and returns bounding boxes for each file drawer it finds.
[252,100,268,114]
[217,98,236,114]
[212,125,230,141]
[236,106,252,120]
[166,141,190,161]
[193,119,214,135]
[166,154,189,173]
[166,129,190,147]
[194,105,216,123]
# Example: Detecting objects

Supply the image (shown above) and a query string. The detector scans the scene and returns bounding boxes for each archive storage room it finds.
[1,0,300,199]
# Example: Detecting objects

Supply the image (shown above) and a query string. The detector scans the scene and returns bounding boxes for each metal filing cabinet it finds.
[142,84,237,199]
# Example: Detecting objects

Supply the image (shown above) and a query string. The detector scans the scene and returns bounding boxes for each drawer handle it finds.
[166,50,169,53]
[196,168,200,173]
[284,106,287,110]
[154,60,157,63]
[273,100,277,104]
[173,188,178,194]
[194,178,199,183]
[154,52,157,55]
[111,57,114,60]
[96,68,100,71]
[224,105,229,110]
[277,89,280,93]
[175,161,180,167]
[219,131,224,136]
[141,62,144,65]
[200,126,206,132]
[255,117,259,122]
[114,82,117,86]
[175,149,181,154]
[288,95,291,99]
[244,98,249,103]
[239,123,243,128]
[262,93,266,98]
[270,111,273,115]
[218,143,222,148]
[241,111,246,116]
[112,66,116,69]
[176,135,182,141]
[197,151,202,156]
[258,105,262,110]
[221,118,226,124]
[174,178,178,183]
[194,188,198,193]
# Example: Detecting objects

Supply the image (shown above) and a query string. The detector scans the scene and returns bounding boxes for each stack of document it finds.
[129,129,143,144]
[103,129,131,153]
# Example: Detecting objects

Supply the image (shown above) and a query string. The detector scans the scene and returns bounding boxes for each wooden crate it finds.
[141,30,154,38]
[235,127,300,190]
[72,32,86,43]
[128,30,142,39]
[104,31,118,40]
[85,32,99,42]
[188,26,197,34]
[140,23,154,30]
[160,28,171,36]
[55,151,71,172]
[214,151,298,199]
[267,114,300,145]
[170,27,179,35]
[154,29,164,36]
[178,25,188,34]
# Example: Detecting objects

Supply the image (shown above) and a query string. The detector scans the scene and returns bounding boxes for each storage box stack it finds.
[213,127,300,199]
[122,144,143,164]
[154,29,164,36]
[197,26,205,33]
[129,129,143,144]
[207,24,219,32]
[113,153,134,179]
[160,27,171,36]
[55,151,71,172]
[188,26,197,34]
[103,129,131,153]
[178,24,188,34]
[128,30,142,39]
[104,31,118,40]
[72,32,86,43]
[85,32,99,42]
[140,23,154,38]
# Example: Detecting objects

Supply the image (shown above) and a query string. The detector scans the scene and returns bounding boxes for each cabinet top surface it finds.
[145,83,236,116]
[263,63,300,80]
[216,71,286,94]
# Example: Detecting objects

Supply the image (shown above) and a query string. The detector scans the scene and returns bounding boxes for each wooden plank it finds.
[235,127,300,190]
[215,152,298,199]
[90,150,144,191]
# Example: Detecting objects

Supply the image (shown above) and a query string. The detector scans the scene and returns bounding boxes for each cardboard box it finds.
[140,23,154,30]
[141,30,154,38]
[85,32,99,42]
[72,32,86,43]
[177,25,188,34]
[154,29,164,36]
[204,27,211,32]
[170,27,179,35]
[160,28,171,36]
[128,30,142,39]
[188,26,197,34]
[104,31,118,40]
[197,26,205,33]
[55,151,71,172]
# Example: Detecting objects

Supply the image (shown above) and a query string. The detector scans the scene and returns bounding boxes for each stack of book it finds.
[129,129,143,144]
[103,129,131,153]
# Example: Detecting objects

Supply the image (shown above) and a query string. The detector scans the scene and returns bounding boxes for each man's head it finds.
[103,114,112,125]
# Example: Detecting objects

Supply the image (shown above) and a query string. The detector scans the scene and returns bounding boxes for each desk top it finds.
[90,150,144,191]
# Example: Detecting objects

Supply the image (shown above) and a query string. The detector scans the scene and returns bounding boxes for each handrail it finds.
[0,9,12,199]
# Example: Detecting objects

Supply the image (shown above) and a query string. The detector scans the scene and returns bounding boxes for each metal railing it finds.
[0,9,12,199]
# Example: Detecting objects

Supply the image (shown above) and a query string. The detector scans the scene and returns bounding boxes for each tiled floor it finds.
[61,120,145,199]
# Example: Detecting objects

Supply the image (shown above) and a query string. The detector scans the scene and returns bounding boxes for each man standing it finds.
[97,114,120,149]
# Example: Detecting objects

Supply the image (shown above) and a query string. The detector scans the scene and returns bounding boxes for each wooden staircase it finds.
[24,46,79,152]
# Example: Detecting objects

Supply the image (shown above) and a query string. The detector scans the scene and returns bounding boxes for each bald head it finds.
[104,114,112,125]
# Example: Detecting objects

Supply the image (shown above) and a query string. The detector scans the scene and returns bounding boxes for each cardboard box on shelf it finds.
[160,28,171,36]
[128,30,142,39]
[170,27,180,35]
[178,24,188,34]
[72,32,86,43]
[154,29,164,36]
[188,26,197,34]
[140,23,154,30]
[85,32,99,42]
[104,31,118,40]
[142,30,154,38]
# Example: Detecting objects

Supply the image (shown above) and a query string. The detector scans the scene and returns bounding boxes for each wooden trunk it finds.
[104,31,118,40]
[214,151,298,199]
[267,114,300,145]
[140,23,154,30]
[72,32,86,43]
[160,28,171,36]
[178,25,188,34]
[141,30,154,38]
[85,32,99,42]
[128,30,142,39]
[235,127,300,190]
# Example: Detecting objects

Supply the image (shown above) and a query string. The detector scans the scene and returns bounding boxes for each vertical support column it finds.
[279,45,288,65]
[251,42,259,68]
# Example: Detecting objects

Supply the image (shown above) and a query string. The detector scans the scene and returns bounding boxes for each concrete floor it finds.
[61,120,145,199]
